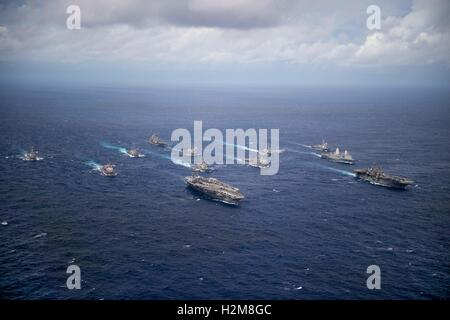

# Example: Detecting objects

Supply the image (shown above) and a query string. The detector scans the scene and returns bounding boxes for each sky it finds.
[0,0,449,87]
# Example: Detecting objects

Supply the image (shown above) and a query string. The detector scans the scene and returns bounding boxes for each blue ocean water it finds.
[0,84,449,299]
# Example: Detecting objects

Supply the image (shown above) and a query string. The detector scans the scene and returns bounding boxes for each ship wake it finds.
[144,148,191,168]
[317,164,356,177]
[285,148,321,158]
[100,142,128,154]
[85,160,102,171]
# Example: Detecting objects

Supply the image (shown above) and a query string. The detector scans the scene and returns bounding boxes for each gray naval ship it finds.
[244,155,270,168]
[149,134,166,147]
[192,160,211,173]
[312,140,330,152]
[186,147,199,156]
[24,146,38,161]
[100,164,117,177]
[321,147,354,165]
[354,166,413,189]
[185,174,244,205]
[126,148,143,158]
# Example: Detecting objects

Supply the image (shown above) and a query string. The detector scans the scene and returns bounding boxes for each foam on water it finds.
[224,141,259,153]
[143,148,191,168]
[287,141,312,149]
[285,148,321,158]
[85,160,102,171]
[316,164,357,177]
[100,141,128,154]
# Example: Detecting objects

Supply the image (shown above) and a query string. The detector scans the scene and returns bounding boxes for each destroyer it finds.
[312,140,329,152]
[24,146,38,161]
[100,164,117,177]
[245,155,270,169]
[192,160,211,173]
[321,147,354,164]
[185,174,244,205]
[354,166,413,189]
[186,147,198,156]
[260,144,272,156]
[149,134,166,146]
[126,148,143,158]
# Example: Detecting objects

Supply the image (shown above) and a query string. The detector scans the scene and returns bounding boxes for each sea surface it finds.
[0,84,449,299]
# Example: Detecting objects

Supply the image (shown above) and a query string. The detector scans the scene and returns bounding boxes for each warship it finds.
[260,144,272,156]
[185,174,244,205]
[24,146,38,161]
[321,147,354,164]
[126,148,142,158]
[192,160,211,173]
[186,147,198,156]
[149,134,166,146]
[245,155,270,168]
[312,140,330,152]
[100,164,117,177]
[354,166,413,189]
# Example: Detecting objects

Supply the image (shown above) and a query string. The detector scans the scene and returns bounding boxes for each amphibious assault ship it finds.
[100,164,117,177]
[185,174,244,205]
[24,146,38,161]
[354,166,413,189]
[312,140,330,152]
[321,147,354,164]
[149,134,166,146]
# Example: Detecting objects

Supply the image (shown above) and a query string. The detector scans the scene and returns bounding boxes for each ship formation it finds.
[310,139,413,189]
[19,135,414,208]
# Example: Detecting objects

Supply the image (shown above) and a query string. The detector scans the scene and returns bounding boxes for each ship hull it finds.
[149,142,165,146]
[312,146,329,152]
[355,173,410,189]
[186,184,241,206]
[101,171,117,177]
[185,177,243,206]
[320,155,354,165]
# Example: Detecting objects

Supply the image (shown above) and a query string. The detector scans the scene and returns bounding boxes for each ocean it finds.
[0,84,449,299]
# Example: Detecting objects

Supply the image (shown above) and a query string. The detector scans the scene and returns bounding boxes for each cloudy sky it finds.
[0,0,448,86]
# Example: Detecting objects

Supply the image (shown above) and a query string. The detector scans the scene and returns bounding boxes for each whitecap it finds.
[33,232,47,239]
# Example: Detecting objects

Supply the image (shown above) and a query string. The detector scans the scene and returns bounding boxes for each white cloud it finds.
[0,0,448,68]
[353,0,449,65]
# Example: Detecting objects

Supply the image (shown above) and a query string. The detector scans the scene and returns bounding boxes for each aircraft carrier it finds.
[185,174,244,205]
